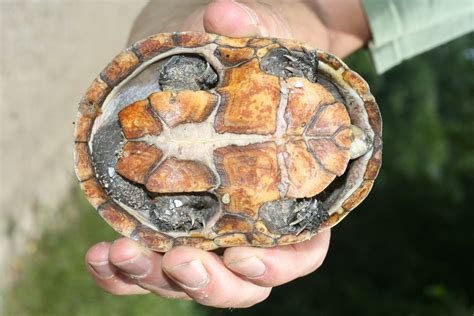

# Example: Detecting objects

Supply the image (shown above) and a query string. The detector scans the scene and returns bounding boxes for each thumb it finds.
[203,0,292,38]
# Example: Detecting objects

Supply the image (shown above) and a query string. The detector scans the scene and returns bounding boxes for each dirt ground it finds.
[0,0,148,292]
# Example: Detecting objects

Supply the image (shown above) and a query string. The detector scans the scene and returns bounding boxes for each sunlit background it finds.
[1,1,473,315]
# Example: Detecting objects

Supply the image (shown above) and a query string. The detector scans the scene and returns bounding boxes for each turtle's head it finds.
[349,125,373,159]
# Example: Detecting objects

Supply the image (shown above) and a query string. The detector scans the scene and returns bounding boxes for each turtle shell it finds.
[74,32,382,251]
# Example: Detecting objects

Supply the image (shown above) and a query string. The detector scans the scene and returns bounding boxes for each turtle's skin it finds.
[74,32,382,251]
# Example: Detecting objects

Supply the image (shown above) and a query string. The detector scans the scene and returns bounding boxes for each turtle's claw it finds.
[284,66,305,77]
[284,54,298,62]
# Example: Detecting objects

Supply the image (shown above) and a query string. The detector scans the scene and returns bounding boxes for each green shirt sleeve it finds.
[362,0,474,73]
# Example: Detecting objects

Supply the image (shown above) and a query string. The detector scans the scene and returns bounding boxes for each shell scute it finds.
[215,142,281,218]
[133,33,174,61]
[215,59,280,135]
[284,140,336,198]
[308,139,351,176]
[118,99,163,139]
[100,50,139,86]
[115,141,163,185]
[149,90,217,128]
[74,143,94,181]
[146,158,216,193]
[215,46,255,66]
[306,102,351,136]
[285,78,335,135]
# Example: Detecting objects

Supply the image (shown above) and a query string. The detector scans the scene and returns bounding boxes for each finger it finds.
[108,238,190,300]
[85,241,150,295]
[203,0,292,38]
[223,230,331,287]
[162,246,272,308]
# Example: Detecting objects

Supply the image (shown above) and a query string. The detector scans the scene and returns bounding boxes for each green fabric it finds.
[362,0,474,73]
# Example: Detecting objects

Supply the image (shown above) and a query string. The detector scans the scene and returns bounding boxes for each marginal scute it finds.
[365,99,383,135]
[146,158,216,193]
[74,143,94,181]
[309,139,351,176]
[249,233,275,246]
[98,201,138,236]
[342,69,369,95]
[215,142,281,218]
[277,230,311,245]
[216,36,250,47]
[78,102,101,118]
[173,32,217,47]
[317,51,344,70]
[116,142,163,184]
[364,147,382,180]
[342,180,374,211]
[321,211,344,229]
[276,38,310,51]
[74,112,94,142]
[133,33,174,60]
[215,59,280,134]
[81,77,110,106]
[80,178,108,209]
[149,91,217,128]
[173,237,218,251]
[214,233,250,247]
[100,50,139,86]
[133,226,174,252]
[118,100,163,139]
[284,140,336,198]
[248,38,274,48]
[285,78,335,135]
[306,102,350,136]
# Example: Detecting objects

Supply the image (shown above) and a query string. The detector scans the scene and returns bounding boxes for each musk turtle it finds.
[74,32,382,251]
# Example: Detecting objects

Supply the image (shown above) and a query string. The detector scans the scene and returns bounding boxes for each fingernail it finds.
[88,261,115,279]
[227,256,266,278]
[113,252,152,279]
[165,260,209,289]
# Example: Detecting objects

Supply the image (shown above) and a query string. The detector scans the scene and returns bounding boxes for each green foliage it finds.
[3,189,205,316]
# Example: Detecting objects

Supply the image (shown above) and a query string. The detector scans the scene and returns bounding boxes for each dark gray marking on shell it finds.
[148,193,219,232]
[259,198,329,235]
[91,120,218,232]
[91,120,150,209]
[158,55,218,91]
[260,48,319,82]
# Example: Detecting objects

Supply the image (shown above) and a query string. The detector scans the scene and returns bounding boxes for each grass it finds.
[2,187,206,316]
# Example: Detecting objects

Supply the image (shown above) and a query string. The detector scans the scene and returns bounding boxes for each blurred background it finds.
[1,1,473,315]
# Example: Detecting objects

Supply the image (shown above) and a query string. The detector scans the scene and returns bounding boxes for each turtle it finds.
[73,32,382,252]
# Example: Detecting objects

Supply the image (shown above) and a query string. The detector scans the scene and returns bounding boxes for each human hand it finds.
[86,0,370,308]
